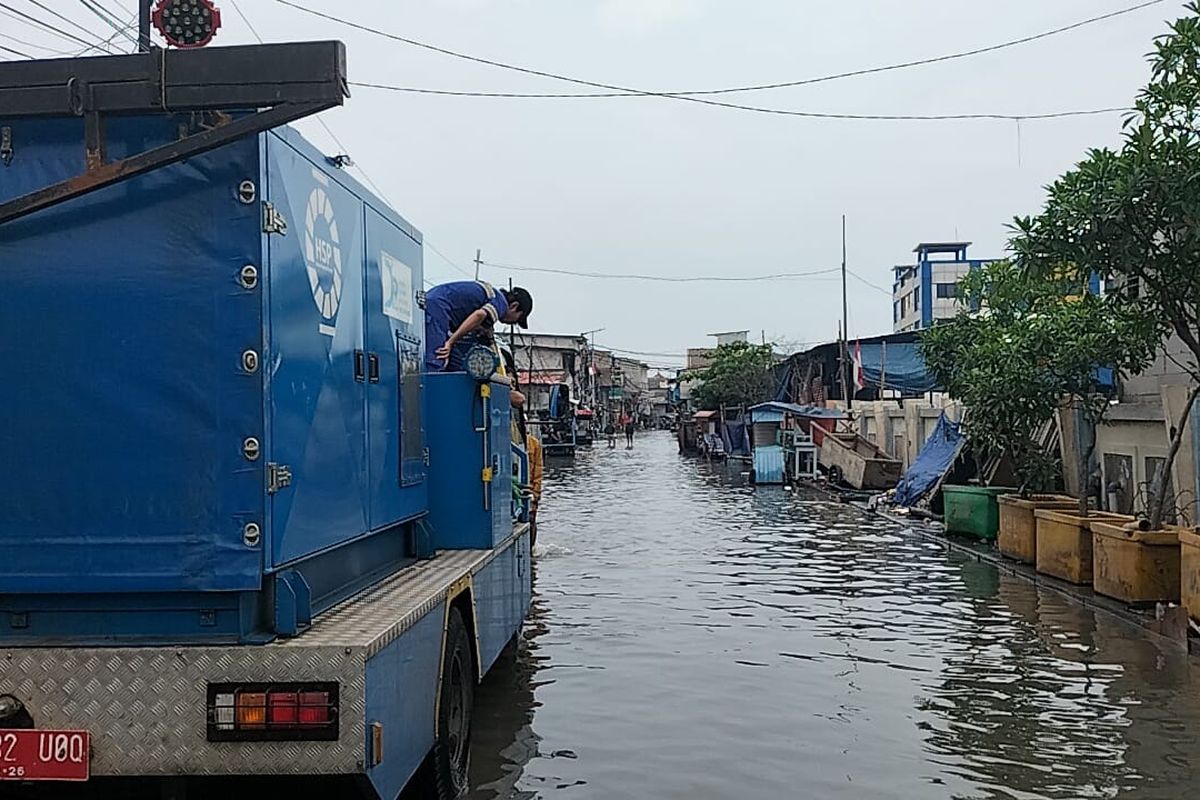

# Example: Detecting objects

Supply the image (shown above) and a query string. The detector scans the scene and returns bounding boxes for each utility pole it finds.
[841,215,852,409]
[507,276,518,389]
[139,0,152,52]
[474,248,482,281]
[580,328,605,413]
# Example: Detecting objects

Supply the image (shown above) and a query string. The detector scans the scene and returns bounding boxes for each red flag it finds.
[853,341,866,390]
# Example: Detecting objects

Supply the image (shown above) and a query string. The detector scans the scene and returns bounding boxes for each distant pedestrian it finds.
[605,420,617,449]
[620,411,635,449]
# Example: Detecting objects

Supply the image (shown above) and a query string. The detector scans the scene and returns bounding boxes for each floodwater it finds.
[467,432,1200,800]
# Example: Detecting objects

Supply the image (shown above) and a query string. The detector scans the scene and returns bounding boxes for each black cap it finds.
[508,287,533,329]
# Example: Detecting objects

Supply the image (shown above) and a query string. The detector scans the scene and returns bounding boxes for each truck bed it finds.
[0,531,528,784]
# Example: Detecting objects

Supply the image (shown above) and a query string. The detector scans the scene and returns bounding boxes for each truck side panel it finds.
[473,544,520,676]
[264,134,371,567]
[0,114,264,594]
[364,604,443,800]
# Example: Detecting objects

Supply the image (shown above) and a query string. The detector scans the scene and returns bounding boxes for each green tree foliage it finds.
[688,342,775,411]
[1009,3,1200,527]
[921,261,1156,502]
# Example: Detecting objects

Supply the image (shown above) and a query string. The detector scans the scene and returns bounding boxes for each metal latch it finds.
[0,127,11,167]
[267,462,293,494]
[423,447,431,467]
[262,202,288,235]
[415,289,427,310]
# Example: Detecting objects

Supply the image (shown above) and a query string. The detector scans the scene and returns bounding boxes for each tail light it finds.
[207,683,339,742]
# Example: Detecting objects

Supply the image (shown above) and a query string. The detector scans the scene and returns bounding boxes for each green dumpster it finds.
[943,485,1014,540]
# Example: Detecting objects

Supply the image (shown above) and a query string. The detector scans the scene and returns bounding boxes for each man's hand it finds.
[510,390,526,407]
[435,339,453,360]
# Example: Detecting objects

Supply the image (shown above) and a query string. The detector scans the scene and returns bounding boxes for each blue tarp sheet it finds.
[749,402,845,419]
[857,341,938,394]
[722,420,751,457]
[893,413,964,506]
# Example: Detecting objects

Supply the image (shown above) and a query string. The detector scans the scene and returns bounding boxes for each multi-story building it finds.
[892,242,993,332]
[687,330,749,370]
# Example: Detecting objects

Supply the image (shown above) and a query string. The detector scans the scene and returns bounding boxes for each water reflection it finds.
[469,433,1200,799]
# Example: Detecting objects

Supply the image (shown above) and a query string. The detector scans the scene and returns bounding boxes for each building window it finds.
[913,287,920,307]
[893,301,900,322]
[936,283,958,299]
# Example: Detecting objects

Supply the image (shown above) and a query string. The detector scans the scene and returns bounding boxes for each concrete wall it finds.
[1121,333,1193,402]
[852,398,962,471]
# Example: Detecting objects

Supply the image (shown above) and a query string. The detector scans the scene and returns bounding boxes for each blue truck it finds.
[0,42,531,799]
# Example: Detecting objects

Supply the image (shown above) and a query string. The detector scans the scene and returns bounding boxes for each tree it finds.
[1009,3,1200,529]
[921,263,1066,497]
[687,341,775,411]
[921,261,1157,506]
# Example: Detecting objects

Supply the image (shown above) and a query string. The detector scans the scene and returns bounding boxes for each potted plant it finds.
[1010,5,1200,602]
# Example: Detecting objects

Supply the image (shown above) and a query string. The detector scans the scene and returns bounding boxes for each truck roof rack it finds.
[0,41,347,226]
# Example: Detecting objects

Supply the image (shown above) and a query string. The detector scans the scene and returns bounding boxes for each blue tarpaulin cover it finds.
[893,413,964,506]
[857,341,938,394]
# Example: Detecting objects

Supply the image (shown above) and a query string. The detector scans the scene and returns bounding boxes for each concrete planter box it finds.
[1034,509,1132,585]
[1091,521,1182,604]
[1180,530,1200,623]
[997,495,1077,564]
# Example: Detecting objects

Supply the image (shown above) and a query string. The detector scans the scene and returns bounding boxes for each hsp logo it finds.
[304,181,343,336]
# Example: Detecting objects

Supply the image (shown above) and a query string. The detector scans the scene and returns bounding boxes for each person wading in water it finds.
[620,410,635,450]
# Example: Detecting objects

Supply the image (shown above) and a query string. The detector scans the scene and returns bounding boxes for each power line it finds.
[25,0,113,48]
[424,240,475,279]
[846,269,894,297]
[0,29,74,55]
[353,81,1128,121]
[347,0,1170,99]
[75,13,136,55]
[79,0,139,46]
[228,0,264,42]
[0,2,111,51]
[0,41,33,59]
[482,259,842,283]
[595,344,688,359]
[281,1,1136,121]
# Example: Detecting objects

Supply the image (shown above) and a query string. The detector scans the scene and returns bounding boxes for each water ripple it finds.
[469,433,1200,800]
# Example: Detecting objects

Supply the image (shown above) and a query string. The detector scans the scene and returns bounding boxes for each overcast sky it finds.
[16,0,1180,367]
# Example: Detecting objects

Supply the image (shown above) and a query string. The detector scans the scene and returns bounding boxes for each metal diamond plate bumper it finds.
[0,544,512,776]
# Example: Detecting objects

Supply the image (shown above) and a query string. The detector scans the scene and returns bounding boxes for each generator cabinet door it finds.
[363,206,427,531]
[264,134,369,567]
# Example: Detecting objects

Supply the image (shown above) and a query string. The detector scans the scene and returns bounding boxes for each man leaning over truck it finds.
[423,280,533,372]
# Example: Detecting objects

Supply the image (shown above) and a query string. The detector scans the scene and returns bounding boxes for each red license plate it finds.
[0,730,90,782]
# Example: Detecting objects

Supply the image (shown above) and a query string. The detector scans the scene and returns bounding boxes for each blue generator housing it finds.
[0,116,479,643]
